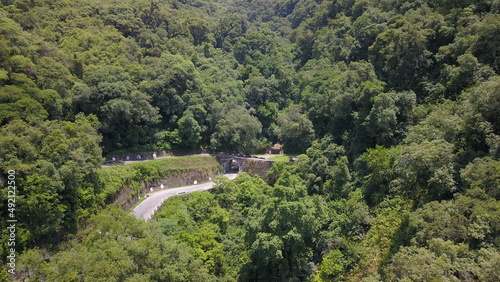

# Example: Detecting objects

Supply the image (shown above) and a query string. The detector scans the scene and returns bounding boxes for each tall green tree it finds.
[274,105,315,153]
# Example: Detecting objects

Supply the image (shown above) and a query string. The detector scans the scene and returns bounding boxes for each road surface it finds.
[132,173,238,220]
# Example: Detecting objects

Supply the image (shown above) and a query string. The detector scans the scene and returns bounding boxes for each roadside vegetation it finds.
[268,155,292,162]
[1,0,499,280]
[98,155,221,205]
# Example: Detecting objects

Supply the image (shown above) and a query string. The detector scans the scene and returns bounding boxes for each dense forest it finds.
[1,0,499,280]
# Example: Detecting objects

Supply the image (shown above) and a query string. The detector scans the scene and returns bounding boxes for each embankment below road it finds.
[97,155,222,210]
[241,159,275,179]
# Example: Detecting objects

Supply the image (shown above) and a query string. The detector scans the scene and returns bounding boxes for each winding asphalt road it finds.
[132,173,238,220]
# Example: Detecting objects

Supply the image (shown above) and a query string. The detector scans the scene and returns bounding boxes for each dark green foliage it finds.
[295,136,352,198]
[1,0,500,280]
[14,206,217,281]
[177,111,203,149]
[209,106,263,154]
[0,115,102,250]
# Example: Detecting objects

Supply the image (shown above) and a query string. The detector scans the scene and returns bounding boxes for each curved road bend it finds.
[132,173,238,220]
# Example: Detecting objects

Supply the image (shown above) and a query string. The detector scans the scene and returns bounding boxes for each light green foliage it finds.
[454,188,500,248]
[211,172,268,210]
[474,247,500,281]
[153,129,181,151]
[0,85,48,124]
[244,174,328,280]
[461,157,500,199]
[314,249,350,282]
[383,188,500,280]
[155,174,269,279]
[16,248,49,281]
[15,206,216,281]
[385,238,500,281]
[351,197,412,279]
[323,189,372,242]
[385,244,460,282]
[364,91,416,146]
[274,105,315,153]
[156,171,329,281]
[98,155,221,200]
[296,136,352,198]
[2,0,500,280]
[210,105,263,154]
[410,201,468,245]
[313,189,371,280]
[391,139,457,202]
[404,101,462,144]
[268,155,292,162]
[36,57,74,99]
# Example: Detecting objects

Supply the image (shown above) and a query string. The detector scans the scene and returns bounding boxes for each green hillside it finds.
[1,0,499,280]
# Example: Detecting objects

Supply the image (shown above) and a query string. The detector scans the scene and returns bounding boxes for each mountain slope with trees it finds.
[1,0,499,281]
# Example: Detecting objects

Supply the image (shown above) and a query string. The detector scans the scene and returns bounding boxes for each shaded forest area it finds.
[1,0,499,281]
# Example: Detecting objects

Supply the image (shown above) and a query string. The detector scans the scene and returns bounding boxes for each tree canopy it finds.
[1,0,499,280]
